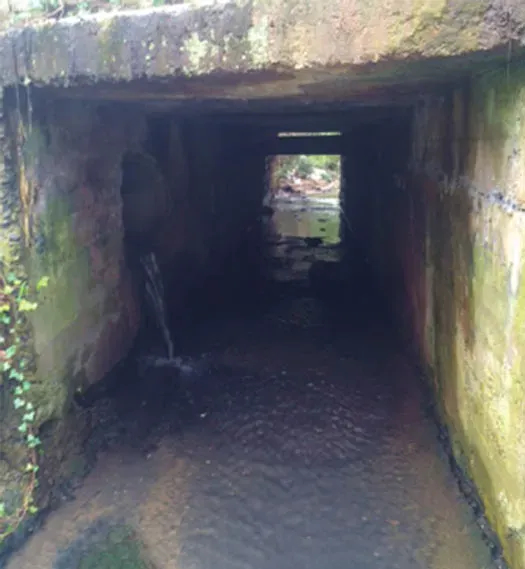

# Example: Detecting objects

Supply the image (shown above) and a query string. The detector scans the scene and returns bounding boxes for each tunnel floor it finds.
[7,229,498,569]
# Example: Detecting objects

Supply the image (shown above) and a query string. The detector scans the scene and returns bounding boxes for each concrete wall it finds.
[397,69,525,569]
[341,116,412,322]
[12,95,149,423]
[1,0,524,98]
[0,92,156,532]
[145,119,267,325]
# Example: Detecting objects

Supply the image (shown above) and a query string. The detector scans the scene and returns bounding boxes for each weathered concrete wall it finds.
[0,92,152,547]
[171,121,267,315]
[397,68,525,569]
[19,99,267,407]
[0,0,523,102]
[18,96,147,418]
[341,116,413,322]
[139,118,267,327]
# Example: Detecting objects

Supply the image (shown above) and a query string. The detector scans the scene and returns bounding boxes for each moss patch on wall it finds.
[410,65,525,569]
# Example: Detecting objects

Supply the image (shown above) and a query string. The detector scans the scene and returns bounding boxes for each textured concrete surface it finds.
[395,64,525,569]
[0,0,523,100]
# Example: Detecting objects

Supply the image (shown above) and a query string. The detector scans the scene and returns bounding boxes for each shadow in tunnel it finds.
[16,98,503,569]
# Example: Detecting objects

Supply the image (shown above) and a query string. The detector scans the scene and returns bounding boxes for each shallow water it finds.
[7,297,496,569]
[263,195,342,283]
[268,194,341,246]
[5,200,499,569]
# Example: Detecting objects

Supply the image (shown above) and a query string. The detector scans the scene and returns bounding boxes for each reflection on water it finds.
[270,196,341,245]
[264,196,342,283]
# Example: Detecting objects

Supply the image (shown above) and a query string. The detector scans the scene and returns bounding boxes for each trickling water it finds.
[140,252,175,360]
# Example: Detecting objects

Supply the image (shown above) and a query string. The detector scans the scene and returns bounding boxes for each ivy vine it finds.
[0,271,48,543]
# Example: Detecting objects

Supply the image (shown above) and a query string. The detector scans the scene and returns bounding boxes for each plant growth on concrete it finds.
[0,271,48,543]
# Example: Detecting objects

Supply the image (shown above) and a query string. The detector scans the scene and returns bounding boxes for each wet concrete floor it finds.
[5,199,499,569]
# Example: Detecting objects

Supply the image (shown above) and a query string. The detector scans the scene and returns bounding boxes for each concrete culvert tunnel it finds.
[2,11,525,568]
[2,94,504,569]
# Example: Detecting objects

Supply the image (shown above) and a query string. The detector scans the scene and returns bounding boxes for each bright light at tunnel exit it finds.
[277,132,342,137]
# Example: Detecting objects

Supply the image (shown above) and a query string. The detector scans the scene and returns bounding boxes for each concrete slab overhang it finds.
[0,0,524,105]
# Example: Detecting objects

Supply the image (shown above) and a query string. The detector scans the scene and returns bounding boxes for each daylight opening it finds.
[263,153,342,283]
[277,131,342,137]
[265,154,342,243]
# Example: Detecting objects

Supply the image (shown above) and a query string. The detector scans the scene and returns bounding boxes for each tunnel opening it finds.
[74,105,406,436]
[10,86,505,569]
[64,101,425,480]
[112,113,408,372]
[263,151,343,285]
[79,104,414,396]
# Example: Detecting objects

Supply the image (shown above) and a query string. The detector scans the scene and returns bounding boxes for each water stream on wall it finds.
[140,252,175,360]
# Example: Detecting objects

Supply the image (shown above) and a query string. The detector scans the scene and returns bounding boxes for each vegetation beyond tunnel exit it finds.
[266,153,342,244]
[1,3,525,569]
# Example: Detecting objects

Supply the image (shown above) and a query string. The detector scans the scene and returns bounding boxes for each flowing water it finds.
[4,198,504,569]
[141,252,175,360]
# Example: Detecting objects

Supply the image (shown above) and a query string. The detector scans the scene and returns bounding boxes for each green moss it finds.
[444,236,525,565]
[384,0,447,53]
[97,18,125,76]
[78,525,152,569]
[35,194,78,272]
[246,17,270,68]
[470,64,525,183]
[181,32,219,75]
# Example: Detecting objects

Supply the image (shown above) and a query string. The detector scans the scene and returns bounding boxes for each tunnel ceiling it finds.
[34,47,523,112]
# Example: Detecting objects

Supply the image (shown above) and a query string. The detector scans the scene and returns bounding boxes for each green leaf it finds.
[28,505,38,515]
[5,345,16,358]
[17,282,27,299]
[25,402,34,410]
[18,299,38,312]
[2,360,11,371]
[27,434,41,448]
[18,422,27,433]
[6,272,16,284]
[22,381,31,392]
[23,411,35,422]
[0,502,6,517]
[1,315,10,325]
[9,369,22,380]
[13,397,25,409]
[36,276,50,291]
[14,386,23,395]
[19,359,27,369]
[0,303,11,313]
